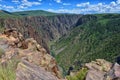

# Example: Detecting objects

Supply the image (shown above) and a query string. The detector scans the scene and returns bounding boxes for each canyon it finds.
[0,10,120,80]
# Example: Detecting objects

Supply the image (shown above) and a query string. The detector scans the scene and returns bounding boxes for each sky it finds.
[0,0,120,14]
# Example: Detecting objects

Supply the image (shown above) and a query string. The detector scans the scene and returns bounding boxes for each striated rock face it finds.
[85,59,120,80]
[76,15,97,26]
[0,14,82,53]
[0,29,64,80]
[16,60,58,80]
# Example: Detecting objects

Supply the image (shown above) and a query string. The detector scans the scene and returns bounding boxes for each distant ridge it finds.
[0,10,60,18]
[13,10,58,16]
[0,10,12,14]
[0,10,20,18]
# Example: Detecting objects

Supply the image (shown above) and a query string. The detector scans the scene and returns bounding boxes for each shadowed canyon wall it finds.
[0,14,82,53]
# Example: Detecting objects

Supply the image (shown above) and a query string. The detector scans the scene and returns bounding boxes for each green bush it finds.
[66,68,88,80]
[0,66,15,80]
[0,27,4,33]
[0,60,17,80]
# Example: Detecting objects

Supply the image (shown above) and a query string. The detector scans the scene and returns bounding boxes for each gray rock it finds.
[86,70,105,80]
[114,63,120,78]
[16,60,59,80]
[85,59,120,80]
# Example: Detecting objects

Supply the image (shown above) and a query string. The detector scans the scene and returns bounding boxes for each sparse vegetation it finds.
[0,59,19,80]
[13,10,58,17]
[0,10,58,19]
[0,10,21,18]
[53,14,120,73]
[0,27,5,33]
[66,68,88,80]
[0,48,5,58]
[0,61,16,80]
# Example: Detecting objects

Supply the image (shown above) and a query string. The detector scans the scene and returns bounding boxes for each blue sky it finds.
[0,0,120,14]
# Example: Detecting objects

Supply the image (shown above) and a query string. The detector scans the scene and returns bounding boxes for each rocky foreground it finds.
[0,29,119,80]
[85,59,120,80]
[0,29,64,80]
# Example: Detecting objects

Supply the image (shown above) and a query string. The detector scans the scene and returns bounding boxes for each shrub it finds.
[0,60,17,80]
[66,68,88,80]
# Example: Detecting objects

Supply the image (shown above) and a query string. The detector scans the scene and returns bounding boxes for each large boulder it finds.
[16,60,59,80]
[86,70,105,80]
[85,59,120,80]
[85,59,112,72]
[114,63,120,78]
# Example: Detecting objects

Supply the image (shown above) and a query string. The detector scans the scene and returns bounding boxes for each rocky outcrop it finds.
[85,59,120,80]
[0,29,64,80]
[16,60,58,80]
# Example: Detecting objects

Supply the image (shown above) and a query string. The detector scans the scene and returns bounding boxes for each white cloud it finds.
[110,1,116,6]
[48,0,120,14]
[98,3,103,6]
[12,0,20,3]
[0,0,41,11]
[38,0,42,2]
[48,8,81,14]
[1,0,120,13]
[21,0,41,7]
[1,5,16,11]
[68,1,120,13]
[54,0,61,3]
[76,2,90,7]
[18,5,27,9]
[63,3,71,5]
[49,3,52,6]
[17,0,41,9]
[117,0,120,4]
[3,5,14,9]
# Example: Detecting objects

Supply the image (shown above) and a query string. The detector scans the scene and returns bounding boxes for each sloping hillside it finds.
[13,10,58,16]
[52,14,120,74]
[0,10,20,18]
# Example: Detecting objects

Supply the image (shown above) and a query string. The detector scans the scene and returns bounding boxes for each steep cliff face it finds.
[0,14,82,53]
